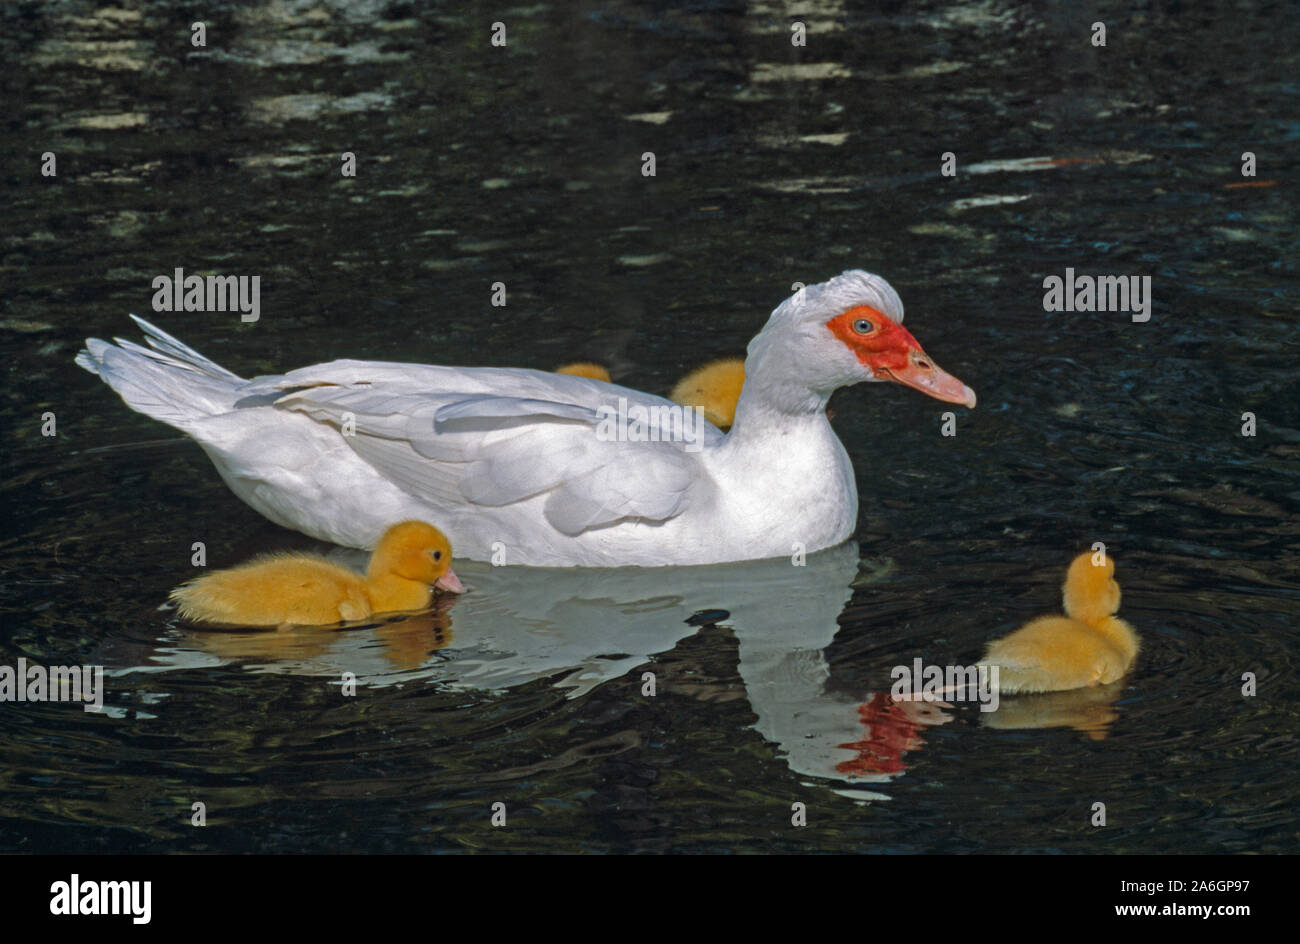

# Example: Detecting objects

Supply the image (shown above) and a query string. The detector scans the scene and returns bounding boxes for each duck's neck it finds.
[700,342,857,550]
[365,572,433,613]
[725,385,831,449]
[714,347,853,503]
[725,339,834,445]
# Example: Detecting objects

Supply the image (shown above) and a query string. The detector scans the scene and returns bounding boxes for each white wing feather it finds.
[265,362,722,534]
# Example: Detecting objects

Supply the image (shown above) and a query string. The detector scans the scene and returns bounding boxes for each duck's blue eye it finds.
[853,319,874,335]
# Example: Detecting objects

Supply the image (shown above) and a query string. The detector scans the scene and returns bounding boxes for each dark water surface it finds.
[2,1,1297,853]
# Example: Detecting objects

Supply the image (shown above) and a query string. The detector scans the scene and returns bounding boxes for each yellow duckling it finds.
[670,357,746,429]
[981,551,1138,694]
[170,521,464,628]
[555,362,612,382]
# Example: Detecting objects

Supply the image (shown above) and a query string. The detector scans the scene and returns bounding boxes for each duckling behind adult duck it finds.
[669,358,746,430]
[554,362,612,382]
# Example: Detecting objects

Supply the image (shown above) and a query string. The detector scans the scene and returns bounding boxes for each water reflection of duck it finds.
[185,608,456,671]
[124,542,922,791]
[980,681,1126,740]
[837,692,951,777]
[982,552,1138,693]
[78,270,975,566]
[170,521,464,628]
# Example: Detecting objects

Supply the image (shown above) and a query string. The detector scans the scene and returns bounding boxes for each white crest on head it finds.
[779,269,905,324]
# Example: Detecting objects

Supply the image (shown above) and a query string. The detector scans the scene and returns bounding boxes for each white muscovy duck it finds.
[77,270,975,567]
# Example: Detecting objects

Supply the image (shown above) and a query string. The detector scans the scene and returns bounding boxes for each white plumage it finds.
[77,270,974,566]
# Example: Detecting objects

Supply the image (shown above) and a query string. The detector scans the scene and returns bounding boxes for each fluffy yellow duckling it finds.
[555,362,612,382]
[981,551,1138,694]
[670,358,746,429]
[170,521,464,628]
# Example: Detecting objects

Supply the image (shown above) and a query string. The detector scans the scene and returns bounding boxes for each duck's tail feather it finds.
[76,316,247,430]
[126,313,245,382]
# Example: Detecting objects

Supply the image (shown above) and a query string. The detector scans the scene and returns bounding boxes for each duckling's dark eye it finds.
[853,318,875,335]
[431,550,443,561]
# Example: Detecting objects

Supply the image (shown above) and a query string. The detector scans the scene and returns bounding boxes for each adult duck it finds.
[77,270,975,566]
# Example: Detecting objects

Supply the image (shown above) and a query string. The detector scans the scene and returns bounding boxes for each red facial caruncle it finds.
[827,305,976,408]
